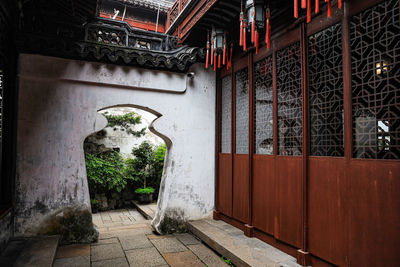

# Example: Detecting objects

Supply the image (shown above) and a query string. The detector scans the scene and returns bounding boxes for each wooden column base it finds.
[213,210,221,220]
[296,249,311,266]
[244,224,254,237]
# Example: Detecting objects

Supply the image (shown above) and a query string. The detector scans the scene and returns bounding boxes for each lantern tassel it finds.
[239,2,244,47]
[338,0,342,9]
[243,21,247,51]
[327,0,332,17]
[251,13,255,43]
[302,0,306,9]
[214,52,217,71]
[307,0,311,23]
[218,54,221,69]
[294,0,298,18]
[266,9,271,49]
[315,0,319,14]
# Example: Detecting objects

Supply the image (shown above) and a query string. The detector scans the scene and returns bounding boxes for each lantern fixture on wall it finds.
[205,26,232,71]
[239,0,269,54]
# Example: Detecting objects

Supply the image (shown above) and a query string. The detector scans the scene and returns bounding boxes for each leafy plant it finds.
[104,112,146,137]
[134,187,155,194]
[127,141,154,188]
[221,256,234,266]
[90,199,100,206]
[85,151,128,194]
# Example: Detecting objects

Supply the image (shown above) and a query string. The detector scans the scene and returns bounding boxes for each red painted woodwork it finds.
[308,157,347,266]
[99,12,165,33]
[252,155,276,235]
[233,154,250,223]
[348,160,400,267]
[275,156,303,248]
[217,154,233,217]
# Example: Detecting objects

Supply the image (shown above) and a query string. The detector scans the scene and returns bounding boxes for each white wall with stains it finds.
[15,54,216,237]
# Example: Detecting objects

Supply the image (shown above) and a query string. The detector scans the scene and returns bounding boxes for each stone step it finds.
[0,235,60,267]
[188,218,302,267]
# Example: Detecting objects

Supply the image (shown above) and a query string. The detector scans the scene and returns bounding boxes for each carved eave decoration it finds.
[17,17,205,73]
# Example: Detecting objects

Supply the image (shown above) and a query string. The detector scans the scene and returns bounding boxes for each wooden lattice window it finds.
[235,68,249,154]
[350,0,400,159]
[277,42,303,156]
[254,57,273,155]
[221,76,232,153]
[309,23,344,157]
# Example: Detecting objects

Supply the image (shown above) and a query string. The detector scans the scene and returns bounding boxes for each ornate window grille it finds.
[235,68,249,154]
[309,23,344,157]
[254,56,273,155]
[350,0,400,159]
[221,76,232,153]
[276,42,303,156]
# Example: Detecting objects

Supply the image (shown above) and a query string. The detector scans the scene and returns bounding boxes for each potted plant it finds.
[135,187,155,203]
[90,199,101,213]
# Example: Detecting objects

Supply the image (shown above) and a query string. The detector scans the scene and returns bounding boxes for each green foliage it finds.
[104,112,146,137]
[90,199,100,206]
[134,187,155,194]
[85,151,128,194]
[126,141,154,188]
[221,256,234,266]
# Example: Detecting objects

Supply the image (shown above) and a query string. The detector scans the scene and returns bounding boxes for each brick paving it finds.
[54,209,228,267]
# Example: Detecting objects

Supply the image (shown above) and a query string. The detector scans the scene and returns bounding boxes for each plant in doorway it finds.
[135,187,155,203]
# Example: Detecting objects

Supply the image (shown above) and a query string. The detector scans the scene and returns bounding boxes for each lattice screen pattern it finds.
[235,68,249,154]
[254,57,273,155]
[276,42,303,156]
[350,0,400,159]
[221,76,232,153]
[309,23,344,157]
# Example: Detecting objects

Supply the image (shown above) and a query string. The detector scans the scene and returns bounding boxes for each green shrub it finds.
[135,187,155,194]
[85,151,128,194]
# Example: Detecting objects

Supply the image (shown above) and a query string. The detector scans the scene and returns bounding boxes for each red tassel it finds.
[338,0,342,9]
[266,9,271,49]
[301,0,306,9]
[218,54,221,68]
[315,0,319,14]
[327,0,332,17]
[255,31,259,54]
[205,49,209,69]
[214,53,217,71]
[223,46,226,65]
[228,44,233,70]
[294,0,298,18]
[251,12,255,43]
[239,20,243,46]
[307,0,311,23]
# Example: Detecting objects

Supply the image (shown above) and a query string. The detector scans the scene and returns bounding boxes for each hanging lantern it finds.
[209,26,227,71]
[246,0,265,53]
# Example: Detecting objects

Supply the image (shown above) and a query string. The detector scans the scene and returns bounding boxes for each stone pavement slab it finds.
[162,251,205,267]
[150,237,188,254]
[188,244,227,267]
[189,218,302,267]
[119,234,153,250]
[53,256,90,267]
[90,243,125,262]
[91,257,129,267]
[125,247,167,267]
[173,233,201,245]
[92,237,119,246]
[56,244,90,258]
[14,235,60,267]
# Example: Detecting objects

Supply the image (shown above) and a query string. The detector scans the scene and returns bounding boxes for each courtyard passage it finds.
[53,208,229,267]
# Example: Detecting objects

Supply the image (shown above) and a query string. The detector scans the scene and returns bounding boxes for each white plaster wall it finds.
[16,54,216,236]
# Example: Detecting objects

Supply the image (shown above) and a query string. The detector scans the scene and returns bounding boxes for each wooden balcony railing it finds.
[166,0,190,32]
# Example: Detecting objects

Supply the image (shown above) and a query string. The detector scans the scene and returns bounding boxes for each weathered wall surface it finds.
[0,211,13,252]
[16,54,216,239]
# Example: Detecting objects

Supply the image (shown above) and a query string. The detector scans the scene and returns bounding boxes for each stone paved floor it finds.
[53,209,228,267]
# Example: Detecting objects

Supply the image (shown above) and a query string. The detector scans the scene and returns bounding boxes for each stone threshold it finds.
[188,218,303,267]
